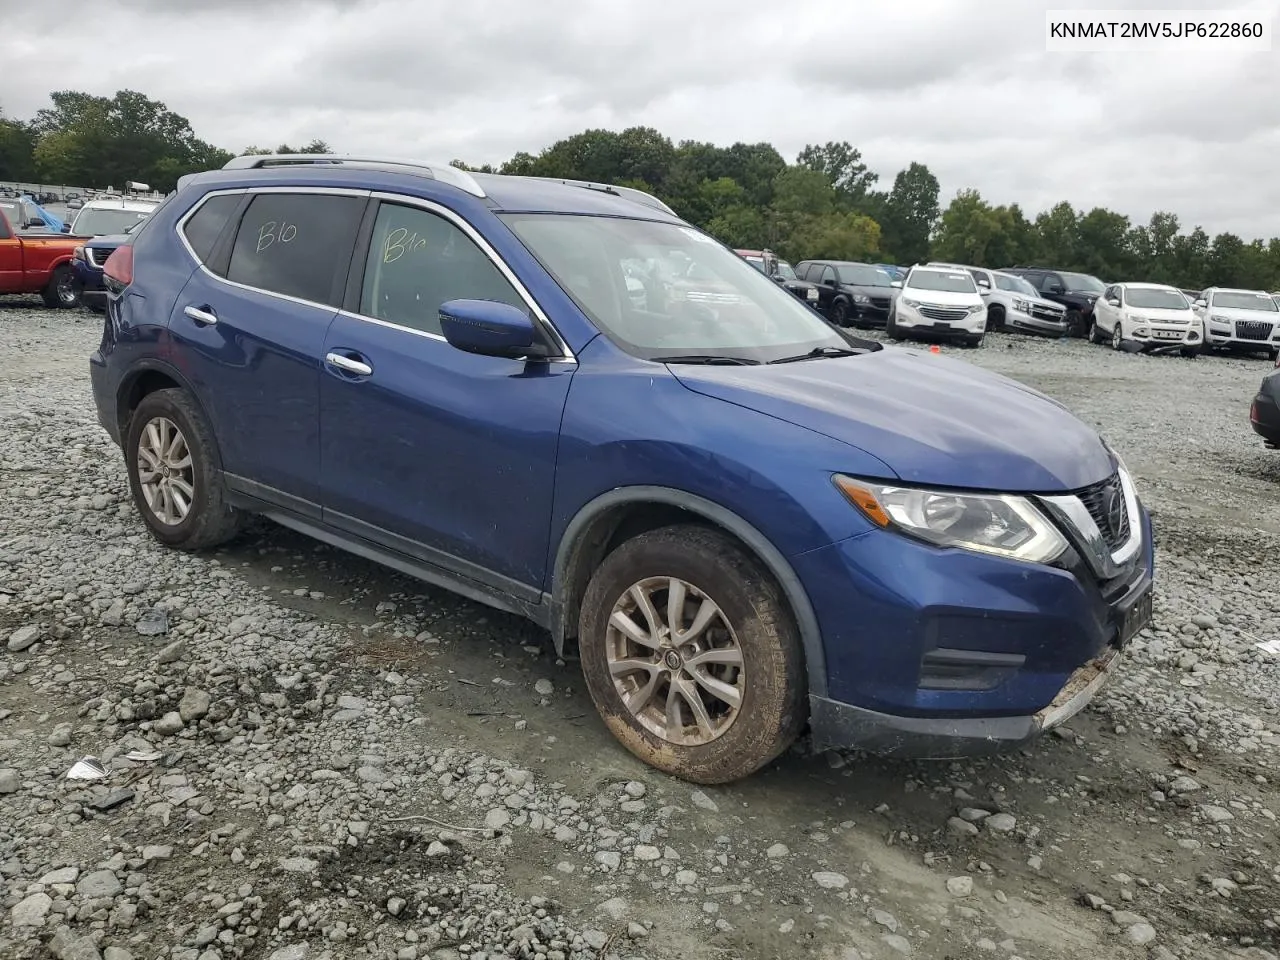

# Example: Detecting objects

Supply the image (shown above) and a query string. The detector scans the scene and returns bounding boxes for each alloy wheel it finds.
[605,576,745,746]
[1112,324,1123,350]
[136,416,195,526]
[56,271,78,306]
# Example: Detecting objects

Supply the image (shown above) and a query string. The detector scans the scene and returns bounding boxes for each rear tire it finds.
[124,388,246,551]
[578,525,806,784]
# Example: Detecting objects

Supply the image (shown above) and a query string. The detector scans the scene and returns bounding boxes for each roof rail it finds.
[221,154,486,198]
[508,176,677,216]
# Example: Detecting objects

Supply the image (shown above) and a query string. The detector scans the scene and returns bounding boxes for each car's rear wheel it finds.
[125,388,245,551]
[578,525,806,784]
[829,300,849,327]
[41,265,79,309]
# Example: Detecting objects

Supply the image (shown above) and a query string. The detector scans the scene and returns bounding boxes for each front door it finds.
[0,214,20,292]
[318,198,575,594]
[167,189,368,510]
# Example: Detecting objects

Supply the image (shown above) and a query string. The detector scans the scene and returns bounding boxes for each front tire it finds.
[125,388,245,551]
[1088,320,1106,344]
[41,265,79,309]
[829,300,849,327]
[578,525,806,784]
[986,306,1004,332]
[1111,323,1126,351]
[1064,308,1085,338]
[885,312,901,340]
[963,333,984,348]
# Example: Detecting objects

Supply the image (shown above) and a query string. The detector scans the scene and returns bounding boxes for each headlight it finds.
[900,297,920,308]
[1210,314,1231,324]
[852,294,870,304]
[1128,315,1146,325]
[1012,298,1029,312]
[834,476,1068,564]
[967,304,984,314]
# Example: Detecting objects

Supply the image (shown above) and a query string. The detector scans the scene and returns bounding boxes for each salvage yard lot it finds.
[1,300,1279,960]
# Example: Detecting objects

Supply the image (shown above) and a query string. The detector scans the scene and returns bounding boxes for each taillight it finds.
[103,246,133,287]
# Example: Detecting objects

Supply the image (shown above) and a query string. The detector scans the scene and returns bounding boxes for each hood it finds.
[1205,305,1279,322]
[840,283,897,300]
[669,347,1113,492]
[1028,295,1065,312]
[784,278,819,291]
[1128,306,1195,323]
[84,233,130,249]
[901,287,982,308]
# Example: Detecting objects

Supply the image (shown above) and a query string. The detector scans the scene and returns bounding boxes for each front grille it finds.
[1076,473,1130,550]
[89,247,114,266]
[1235,320,1273,341]
[1030,305,1064,322]
[870,297,891,309]
[919,306,969,322]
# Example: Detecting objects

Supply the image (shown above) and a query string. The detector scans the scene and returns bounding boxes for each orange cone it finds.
[929,345,941,353]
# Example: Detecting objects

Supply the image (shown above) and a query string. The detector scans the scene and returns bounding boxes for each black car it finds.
[1251,363,1280,448]
[794,260,899,328]
[736,250,823,308]
[1000,267,1107,337]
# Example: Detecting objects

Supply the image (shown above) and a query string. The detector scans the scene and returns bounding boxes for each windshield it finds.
[1126,288,1188,310]
[776,261,798,281]
[1213,291,1279,312]
[836,264,891,286]
[995,274,1039,297]
[0,200,24,228]
[71,207,153,236]
[907,269,977,294]
[502,215,848,362]
[1060,272,1106,294]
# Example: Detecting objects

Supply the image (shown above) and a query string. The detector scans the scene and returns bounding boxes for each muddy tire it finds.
[578,524,806,784]
[124,388,245,551]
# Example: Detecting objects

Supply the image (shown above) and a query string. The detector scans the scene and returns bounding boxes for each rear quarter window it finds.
[181,194,241,265]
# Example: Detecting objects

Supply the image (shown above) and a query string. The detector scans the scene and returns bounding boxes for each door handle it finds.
[184,305,217,326]
[325,352,373,377]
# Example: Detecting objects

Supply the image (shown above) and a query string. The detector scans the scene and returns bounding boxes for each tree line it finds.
[1,89,1276,291]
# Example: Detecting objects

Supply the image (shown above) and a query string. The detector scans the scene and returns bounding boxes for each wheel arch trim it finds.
[550,485,828,698]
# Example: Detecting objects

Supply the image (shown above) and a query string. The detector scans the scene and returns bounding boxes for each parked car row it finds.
[81,152,1154,783]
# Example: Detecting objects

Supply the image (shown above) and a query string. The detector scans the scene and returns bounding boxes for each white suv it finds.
[1090,283,1203,356]
[1194,287,1280,359]
[67,196,159,237]
[887,266,987,347]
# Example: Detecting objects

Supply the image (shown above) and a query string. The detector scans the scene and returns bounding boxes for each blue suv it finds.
[89,154,1154,783]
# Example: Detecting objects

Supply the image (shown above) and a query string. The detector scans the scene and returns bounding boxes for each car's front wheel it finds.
[829,300,849,327]
[1111,323,1126,351]
[578,525,806,784]
[1088,320,1106,344]
[125,388,245,550]
[1064,308,1085,338]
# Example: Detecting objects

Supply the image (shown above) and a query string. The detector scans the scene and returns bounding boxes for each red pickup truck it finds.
[0,201,83,308]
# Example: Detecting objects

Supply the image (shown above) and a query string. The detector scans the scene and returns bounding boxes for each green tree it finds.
[1034,202,1079,267]
[880,162,939,266]
[0,109,36,181]
[796,141,878,205]
[1075,207,1134,280]
[931,189,1007,264]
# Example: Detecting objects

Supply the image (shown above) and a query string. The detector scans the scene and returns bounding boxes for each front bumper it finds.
[1126,324,1201,349]
[798,504,1154,757]
[1007,309,1067,335]
[894,304,985,337]
[1251,373,1280,446]
[851,301,891,326]
[1205,321,1280,350]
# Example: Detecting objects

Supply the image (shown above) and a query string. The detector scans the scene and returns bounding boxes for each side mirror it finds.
[890,280,902,289]
[1194,299,1206,308]
[25,219,44,229]
[977,279,990,288]
[1048,285,1065,295]
[1106,298,1120,307]
[439,299,546,360]
[61,223,72,233]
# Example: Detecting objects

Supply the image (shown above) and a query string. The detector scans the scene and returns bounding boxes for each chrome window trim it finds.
[364,191,575,361]
[171,186,575,362]
[1038,466,1142,580]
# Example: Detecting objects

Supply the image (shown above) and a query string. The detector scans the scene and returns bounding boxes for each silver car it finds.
[928,263,1068,335]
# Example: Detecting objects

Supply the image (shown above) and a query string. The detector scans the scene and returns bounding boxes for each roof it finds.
[1208,286,1273,295]
[79,196,162,212]
[194,154,682,222]
[1122,282,1179,290]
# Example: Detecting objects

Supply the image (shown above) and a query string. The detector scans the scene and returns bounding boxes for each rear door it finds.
[167,188,368,512]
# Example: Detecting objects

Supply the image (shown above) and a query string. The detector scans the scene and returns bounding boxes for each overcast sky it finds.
[3,0,1278,239]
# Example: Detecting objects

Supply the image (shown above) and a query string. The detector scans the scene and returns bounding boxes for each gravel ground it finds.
[1,300,1278,960]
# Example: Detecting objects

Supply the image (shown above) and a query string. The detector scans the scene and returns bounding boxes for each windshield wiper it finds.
[767,346,861,364]
[660,355,761,366]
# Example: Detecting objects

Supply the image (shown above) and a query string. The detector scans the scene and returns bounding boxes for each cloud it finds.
[1,0,1278,239]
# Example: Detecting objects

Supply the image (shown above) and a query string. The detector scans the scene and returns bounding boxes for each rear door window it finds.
[226,192,365,306]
